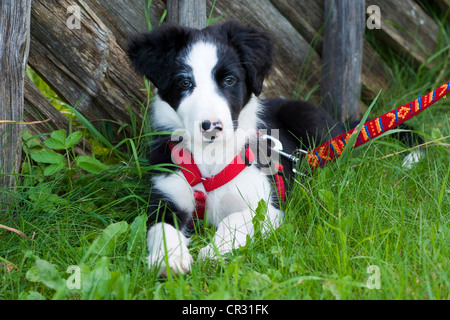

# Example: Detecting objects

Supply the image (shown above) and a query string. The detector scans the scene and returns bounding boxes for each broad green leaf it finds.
[127,215,147,260]
[44,138,66,150]
[31,149,65,165]
[50,129,67,144]
[87,221,129,258]
[26,259,66,292]
[63,103,114,149]
[240,271,273,291]
[65,131,83,149]
[43,162,66,176]
[75,156,107,174]
[44,129,67,149]
[81,257,113,300]
[110,272,130,300]
[22,130,44,155]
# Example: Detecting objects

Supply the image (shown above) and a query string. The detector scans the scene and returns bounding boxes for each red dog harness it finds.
[169,142,285,221]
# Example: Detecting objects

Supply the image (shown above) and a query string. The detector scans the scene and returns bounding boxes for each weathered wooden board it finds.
[27,0,152,143]
[270,0,393,101]
[23,77,90,155]
[367,0,439,67]
[0,0,31,189]
[207,0,323,102]
[87,0,166,49]
[321,0,365,123]
[270,0,325,52]
[167,0,207,28]
[23,77,71,136]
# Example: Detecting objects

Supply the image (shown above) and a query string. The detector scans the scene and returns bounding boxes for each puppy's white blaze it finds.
[186,41,218,90]
[177,41,233,142]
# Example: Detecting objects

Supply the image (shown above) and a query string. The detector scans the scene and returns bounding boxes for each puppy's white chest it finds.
[193,166,271,225]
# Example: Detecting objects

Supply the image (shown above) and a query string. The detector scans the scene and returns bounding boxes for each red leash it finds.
[306,81,450,169]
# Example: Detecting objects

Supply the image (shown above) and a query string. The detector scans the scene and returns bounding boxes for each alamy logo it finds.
[367,5,382,30]
[66,265,81,290]
[67,5,81,30]
[366,265,381,289]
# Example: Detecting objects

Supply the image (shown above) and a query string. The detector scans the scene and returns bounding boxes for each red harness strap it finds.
[274,163,286,202]
[169,142,285,220]
[192,190,207,220]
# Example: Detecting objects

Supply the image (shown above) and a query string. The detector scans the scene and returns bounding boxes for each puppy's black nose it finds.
[201,120,212,131]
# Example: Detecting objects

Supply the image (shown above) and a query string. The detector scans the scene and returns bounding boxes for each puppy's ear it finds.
[221,21,274,96]
[127,24,193,91]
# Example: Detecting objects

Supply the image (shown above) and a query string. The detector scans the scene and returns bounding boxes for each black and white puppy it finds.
[127,21,343,276]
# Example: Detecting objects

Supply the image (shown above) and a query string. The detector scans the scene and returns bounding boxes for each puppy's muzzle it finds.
[200,119,223,141]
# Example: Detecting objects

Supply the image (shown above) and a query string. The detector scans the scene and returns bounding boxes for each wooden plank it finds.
[167,0,207,29]
[25,0,166,150]
[271,0,392,101]
[321,0,365,123]
[367,0,439,67]
[27,0,148,144]
[270,0,325,52]
[0,0,32,189]
[286,0,442,69]
[23,77,71,136]
[207,0,322,102]
[23,77,90,155]
[88,0,166,48]
[360,44,393,102]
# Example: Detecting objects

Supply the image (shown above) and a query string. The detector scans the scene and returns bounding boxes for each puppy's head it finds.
[127,21,273,144]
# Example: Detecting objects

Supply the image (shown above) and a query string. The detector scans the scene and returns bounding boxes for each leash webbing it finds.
[306,81,450,169]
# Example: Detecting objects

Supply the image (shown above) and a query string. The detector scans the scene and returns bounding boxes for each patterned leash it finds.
[305,81,450,169]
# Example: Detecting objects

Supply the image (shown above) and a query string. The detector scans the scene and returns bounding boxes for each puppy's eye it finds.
[223,76,237,87]
[181,79,193,88]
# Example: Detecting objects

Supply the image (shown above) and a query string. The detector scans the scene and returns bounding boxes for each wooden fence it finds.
[1,0,447,189]
[1,1,31,189]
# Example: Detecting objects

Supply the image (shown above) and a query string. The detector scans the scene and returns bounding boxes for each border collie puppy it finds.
[127,21,343,276]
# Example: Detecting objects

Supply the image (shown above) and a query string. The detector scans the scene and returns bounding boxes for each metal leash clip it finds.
[261,134,308,174]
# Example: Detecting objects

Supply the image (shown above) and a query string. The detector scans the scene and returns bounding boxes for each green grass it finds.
[1,117,449,300]
[1,4,449,301]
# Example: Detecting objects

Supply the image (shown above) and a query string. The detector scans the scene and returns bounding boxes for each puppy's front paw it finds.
[198,244,217,261]
[146,223,193,277]
[198,242,233,261]
[148,246,193,277]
